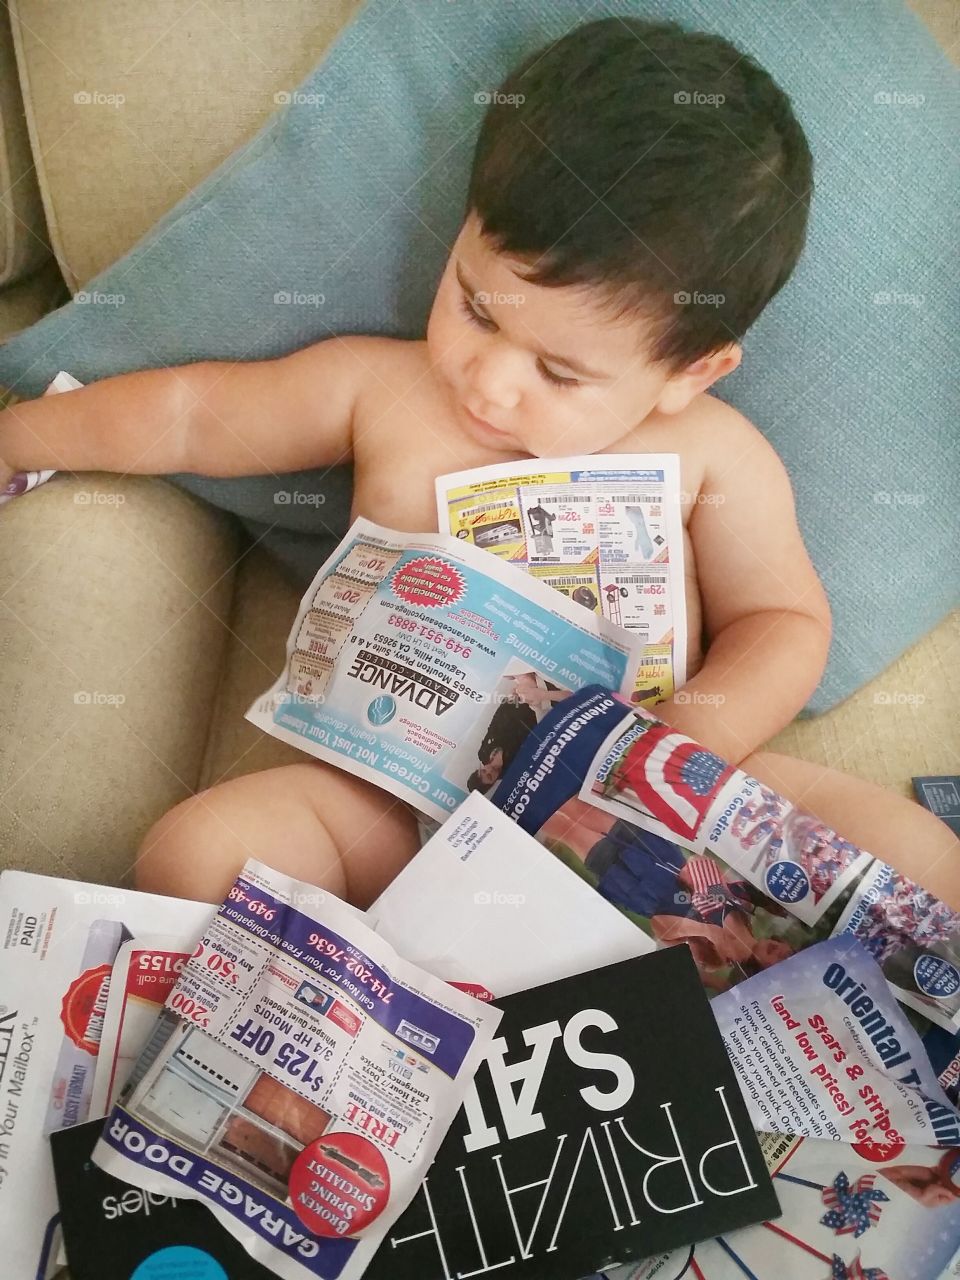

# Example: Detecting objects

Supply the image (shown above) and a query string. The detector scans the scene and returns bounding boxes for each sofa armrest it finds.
[0,471,242,885]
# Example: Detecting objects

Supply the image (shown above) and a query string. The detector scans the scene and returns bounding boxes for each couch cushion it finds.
[7,0,361,290]
[197,547,307,790]
[767,609,960,798]
[0,257,68,356]
[0,0,956,713]
[0,0,51,285]
[0,471,242,882]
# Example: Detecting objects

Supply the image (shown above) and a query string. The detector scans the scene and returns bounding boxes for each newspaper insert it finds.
[0,872,212,1280]
[436,454,687,703]
[246,518,641,822]
[486,687,960,1027]
[368,792,652,999]
[601,941,960,1280]
[93,859,501,1280]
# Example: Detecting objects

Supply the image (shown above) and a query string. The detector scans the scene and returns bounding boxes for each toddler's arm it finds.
[0,336,368,486]
[657,407,832,763]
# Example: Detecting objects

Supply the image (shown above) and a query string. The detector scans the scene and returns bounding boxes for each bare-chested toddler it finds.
[3,20,957,907]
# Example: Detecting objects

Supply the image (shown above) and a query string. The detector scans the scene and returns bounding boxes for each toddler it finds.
[2,20,957,908]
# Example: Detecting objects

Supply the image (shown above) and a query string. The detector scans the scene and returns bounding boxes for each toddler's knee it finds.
[134,793,226,904]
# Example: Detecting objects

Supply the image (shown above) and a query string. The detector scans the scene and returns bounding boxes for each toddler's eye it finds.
[459,291,579,390]
[538,360,580,391]
[460,294,496,330]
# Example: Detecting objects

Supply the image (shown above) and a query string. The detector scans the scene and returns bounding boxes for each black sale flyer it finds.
[368,946,779,1278]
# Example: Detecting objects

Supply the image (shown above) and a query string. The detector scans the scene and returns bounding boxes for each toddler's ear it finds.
[655,343,742,414]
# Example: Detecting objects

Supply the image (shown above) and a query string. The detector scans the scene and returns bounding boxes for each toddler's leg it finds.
[743,749,960,909]
[134,761,421,907]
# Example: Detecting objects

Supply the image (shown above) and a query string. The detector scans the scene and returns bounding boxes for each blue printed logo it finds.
[765,860,809,904]
[913,954,960,1000]
[367,695,397,726]
[132,1247,228,1280]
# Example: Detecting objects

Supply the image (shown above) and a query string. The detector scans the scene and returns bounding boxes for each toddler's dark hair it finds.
[466,18,813,369]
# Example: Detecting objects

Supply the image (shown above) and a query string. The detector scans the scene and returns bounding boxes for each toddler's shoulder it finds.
[687,393,791,485]
[686,391,768,445]
[332,335,426,379]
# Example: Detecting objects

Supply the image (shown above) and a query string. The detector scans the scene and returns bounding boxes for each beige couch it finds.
[0,0,957,891]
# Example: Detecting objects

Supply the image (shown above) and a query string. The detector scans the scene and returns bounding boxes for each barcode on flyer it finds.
[609,493,657,503]
[614,574,668,585]
[463,499,516,517]
[534,495,592,505]
[547,575,597,586]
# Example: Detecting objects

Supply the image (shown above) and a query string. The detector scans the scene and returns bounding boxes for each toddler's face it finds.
[427,212,682,457]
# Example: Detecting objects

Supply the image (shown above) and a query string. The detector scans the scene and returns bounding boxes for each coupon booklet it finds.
[435,454,687,704]
[49,798,658,1279]
[14,785,959,1280]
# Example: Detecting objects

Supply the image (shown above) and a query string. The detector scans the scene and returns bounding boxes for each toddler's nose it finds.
[469,344,522,409]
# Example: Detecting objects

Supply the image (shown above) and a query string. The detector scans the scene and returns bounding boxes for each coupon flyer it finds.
[579,706,874,927]
[246,518,642,822]
[435,454,687,703]
[93,859,502,1280]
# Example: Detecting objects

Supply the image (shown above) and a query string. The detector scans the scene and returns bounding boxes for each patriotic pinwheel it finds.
[829,1252,889,1280]
[820,1171,889,1238]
